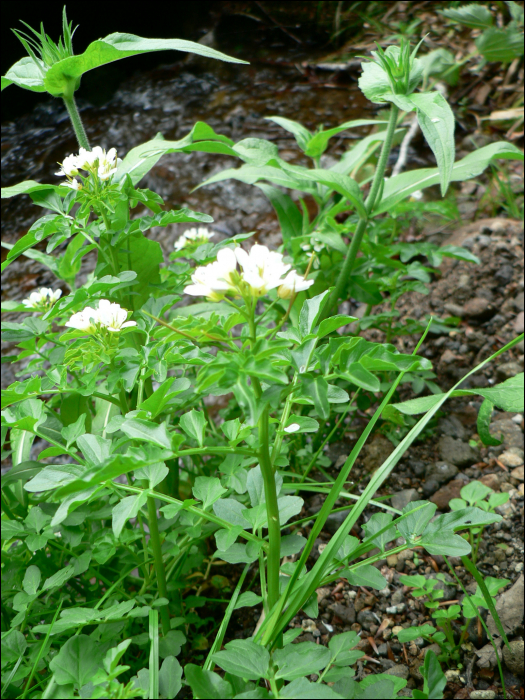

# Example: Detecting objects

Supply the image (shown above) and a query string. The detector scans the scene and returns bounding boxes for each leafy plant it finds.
[1,8,523,699]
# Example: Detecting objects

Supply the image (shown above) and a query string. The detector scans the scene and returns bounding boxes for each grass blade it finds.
[149,609,159,700]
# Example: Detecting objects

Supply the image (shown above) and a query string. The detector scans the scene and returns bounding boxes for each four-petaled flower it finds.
[65,300,136,334]
[175,227,215,251]
[55,146,122,185]
[184,244,313,302]
[22,287,62,311]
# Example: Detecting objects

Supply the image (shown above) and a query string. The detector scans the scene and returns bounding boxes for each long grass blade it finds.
[21,598,63,698]
[149,609,159,700]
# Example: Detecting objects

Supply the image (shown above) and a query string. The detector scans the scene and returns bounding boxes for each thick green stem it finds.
[144,487,170,636]
[62,95,90,151]
[322,105,400,320]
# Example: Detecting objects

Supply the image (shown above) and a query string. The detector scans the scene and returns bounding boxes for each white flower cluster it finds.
[65,299,136,334]
[300,234,326,269]
[174,227,215,251]
[22,287,62,310]
[55,146,122,189]
[184,244,314,302]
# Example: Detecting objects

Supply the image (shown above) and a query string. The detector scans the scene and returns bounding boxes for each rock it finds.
[511,465,524,480]
[357,609,376,630]
[362,435,395,472]
[385,664,409,680]
[479,473,500,491]
[330,602,356,625]
[410,460,426,477]
[423,643,442,657]
[430,479,464,510]
[301,619,317,633]
[425,461,459,485]
[503,639,524,676]
[495,264,514,285]
[470,691,496,699]
[443,302,465,317]
[476,640,502,669]
[422,478,440,498]
[514,311,524,334]
[439,436,478,467]
[487,574,524,638]
[377,643,388,657]
[516,292,525,312]
[500,448,524,468]
[392,625,403,636]
[438,415,466,439]
[386,603,406,614]
[445,669,461,683]
[391,589,405,606]
[324,509,351,535]
[464,297,495,320]
[391,488,419,511]
[490,420,524,450]
[386,553,398,567]
[496,361,523,381]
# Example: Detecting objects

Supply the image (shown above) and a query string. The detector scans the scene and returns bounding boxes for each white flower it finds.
[95,299,137,332]
[277,270,314,300]
[175,227,215,251]
[184,248,238,301]
[65,306,98,333]
[64,178,82,191]
[284,423,301,433]
[235,244,291,296]
[55,153,79,177]
[65,300,136,334]
[22,287,62,310]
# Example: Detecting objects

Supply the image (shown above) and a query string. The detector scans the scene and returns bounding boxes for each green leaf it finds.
[234,592,264,609]
[476,26,524,63]
[461,556,509,645]
[112,492,148,537]
[193,476,227,509]
[377,141,524,213]
[159,656,182,699]
[24,464,85,493]
[49,635,105,687]
[264,116,312,151]
[184,664,233,699]
[1,56,47,92]
[274,641,332,681]
[441,4,493,28]
[316,315,357,339]
[328,630,361,666]
[281,677,342,698]
[42,565,75,592]
[299,291,331,337]
[343,564,387,589]
[212,639,270,680]
[420,650,446,699]
[301,375,330,420]
[1,629,27,665]
[117,233,163,311]
[134,462,169,489]
[397,624,436,642]
[179,409,207,447]
[159,630,186,659]
[345,362,380,392]
[120,418,172,449]
[302,170,367,218]
[284,415,319,434]
[304,120,388,158]
[40,33,247,97]
[398,501,437,541]
[256,184,302,251]
[23,565,41,595]
[409,92,455,195]
[477,398,502,446]
[423,507,500,534]
[419,530,471,556]
[1,460,43,488]
[460,480,493,505]
[77,434,112,465]
[362,513,396,551]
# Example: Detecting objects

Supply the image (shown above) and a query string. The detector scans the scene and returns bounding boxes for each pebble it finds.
[386,603,406,614]
[490,420,524,450]
[430,479,465,510]
[514,311,524,334]
[391,488,419,511]
[425,461,458,485]
[487,574,524,637]
[445,669,461,683]
[499,447,524,468]
[479,473,500,490]
[330,602,356,625]
[496,361,523,381]
[357,609,377,630]
[502,639,524,676]
[386,553,398,567]
[385,664,409,680]
[464,297,494,320]
[439,436,478,467]
[443,302,465,317]
[392,625,403,636]
[511,465,524,480]
[470,691,496,699]
[301,619,317,633]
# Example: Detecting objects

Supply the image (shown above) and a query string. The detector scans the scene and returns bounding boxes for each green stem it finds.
[321,105,399,320]
[144,486,170,636]
[62,95,90,151]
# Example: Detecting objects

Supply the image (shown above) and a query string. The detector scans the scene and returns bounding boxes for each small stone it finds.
[330,602,356,625]
[425,461,459,485]
[391,589,405,605]
[487,574,524,637]
[386,603,406,614]
[357,609,377,630]
[464,297,494,320]
[476,640,502,669]
[430,479,465,510]
[511,465,524,480]
[391,488,419,511]
[410,459,426,477]
[325,509,351,535]
[499,482,514,493]
[439,436,478,467]
[490,420,524,450]
[479,473,500,491]
[398,549,414,562]
[494,548,506,562]
[377,643,388,657]
[496,361,523,381]
[386,553,399,567]
[443,302,465,317]
[362,435,395,472]
[514,311,524,334]
[470,691,496,699]
[392,625,403,636]
[301,619,317,633]
[445,669,461,683]
[422,478,440,498]
[438,415,466,439]
[503,639,524,676]
[316,587,331,603]
[423,643,442,657]
[385,664,409,680]
[499,449,524,468]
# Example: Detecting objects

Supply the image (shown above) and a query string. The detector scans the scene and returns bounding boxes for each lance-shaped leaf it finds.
[179,409,206,447]
[3,34,247,96]
[301,170,367,217]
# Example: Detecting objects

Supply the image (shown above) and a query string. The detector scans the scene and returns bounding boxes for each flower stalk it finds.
[143,485,171,636]
[62,94,90,151]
